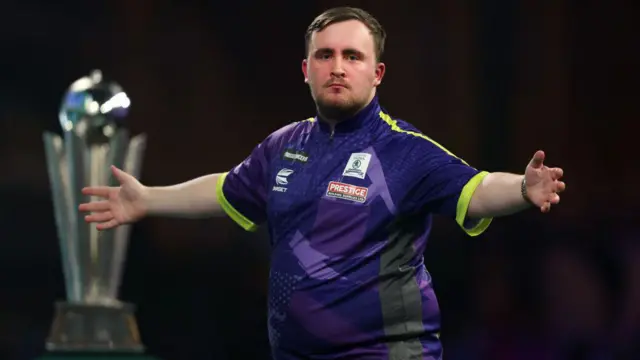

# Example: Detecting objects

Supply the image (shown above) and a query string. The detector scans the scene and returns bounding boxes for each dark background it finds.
[0,0,638,359]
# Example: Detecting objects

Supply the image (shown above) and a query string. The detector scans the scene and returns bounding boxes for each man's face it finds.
[302,20,385,121]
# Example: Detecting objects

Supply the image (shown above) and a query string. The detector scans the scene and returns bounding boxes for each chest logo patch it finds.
[326,181,368,203]
[282,149,309,163]
[273,168,294,192]
[342,152,371,179]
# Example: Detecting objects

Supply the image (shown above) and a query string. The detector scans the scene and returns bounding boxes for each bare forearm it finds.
[467,172,530,218]
[143,173,224,218]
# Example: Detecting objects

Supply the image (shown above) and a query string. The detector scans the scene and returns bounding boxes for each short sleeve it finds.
[402,140,492,237]
[216,139,272,232]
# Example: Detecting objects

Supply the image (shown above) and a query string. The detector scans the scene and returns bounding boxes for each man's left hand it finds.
[524,150,566,213]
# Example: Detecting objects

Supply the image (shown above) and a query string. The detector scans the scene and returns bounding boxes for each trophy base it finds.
[45,301,144,353]
[37,354,160,360]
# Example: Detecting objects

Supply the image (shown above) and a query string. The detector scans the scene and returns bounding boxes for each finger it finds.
[529,150,545,169]
[549,193,560,205]
[96,219,119,231]
[111,165,130,184]
[79,200,110,212]
[553,181,567,194]
[551,167,564,180]
[82,186,112,198]
[85,211,113,223]
[540,201,551,213]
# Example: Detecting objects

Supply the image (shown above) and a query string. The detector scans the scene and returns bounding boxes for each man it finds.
[80,7,565,360]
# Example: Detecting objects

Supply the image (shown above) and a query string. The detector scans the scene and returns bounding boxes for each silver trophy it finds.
[42,70,146,352]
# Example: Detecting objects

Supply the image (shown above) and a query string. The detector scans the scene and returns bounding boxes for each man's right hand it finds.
[79,165,148,230]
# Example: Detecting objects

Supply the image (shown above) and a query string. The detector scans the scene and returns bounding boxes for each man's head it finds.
[302,7,386,122]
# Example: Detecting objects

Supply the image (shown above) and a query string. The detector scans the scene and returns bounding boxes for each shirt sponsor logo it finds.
[342,153,371,179]
[282,149,309,163]
[273,168,293,192]
[326,181,368,203]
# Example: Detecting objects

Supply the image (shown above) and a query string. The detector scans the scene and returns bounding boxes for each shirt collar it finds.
[316,95,381,135]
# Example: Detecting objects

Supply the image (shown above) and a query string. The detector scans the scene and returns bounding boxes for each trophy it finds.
[42,70,146,354]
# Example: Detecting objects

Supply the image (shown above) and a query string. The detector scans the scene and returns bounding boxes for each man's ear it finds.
[302,59,309,83]
[374,62,386,86]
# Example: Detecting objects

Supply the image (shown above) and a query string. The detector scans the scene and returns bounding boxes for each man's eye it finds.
[347,55,359,61]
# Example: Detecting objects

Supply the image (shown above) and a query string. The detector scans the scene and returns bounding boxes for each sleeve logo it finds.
[326,181,368,203]
[342,153,371,179]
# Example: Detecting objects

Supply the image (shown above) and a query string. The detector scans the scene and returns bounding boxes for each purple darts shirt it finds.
[216,96,492,360]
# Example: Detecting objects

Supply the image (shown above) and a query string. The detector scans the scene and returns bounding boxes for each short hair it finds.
[305,7,386,62]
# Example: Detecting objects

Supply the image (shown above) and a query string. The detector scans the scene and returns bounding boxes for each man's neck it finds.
[317,93,377,129]
[318,110,360,130]
[315,94,380,135]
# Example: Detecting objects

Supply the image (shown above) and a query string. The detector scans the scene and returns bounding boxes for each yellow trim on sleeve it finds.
[455,171,492,237]
[378,111,491,237]
[216,172,259,232]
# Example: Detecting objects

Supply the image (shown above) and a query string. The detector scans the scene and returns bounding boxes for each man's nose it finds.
[330,58,345,77]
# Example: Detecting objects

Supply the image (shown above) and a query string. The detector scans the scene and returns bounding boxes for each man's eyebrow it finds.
[314,47,333,54]
[314,48,364,55]
[342,48,364,56]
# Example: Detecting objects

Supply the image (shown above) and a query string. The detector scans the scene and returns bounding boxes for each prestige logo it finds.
[326,181,368,203]
[282,149,309,163]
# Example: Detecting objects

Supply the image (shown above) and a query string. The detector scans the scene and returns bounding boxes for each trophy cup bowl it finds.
[42,70,146,354]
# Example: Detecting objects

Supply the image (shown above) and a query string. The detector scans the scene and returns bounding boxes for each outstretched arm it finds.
[80,167,228,230]
[467,150,566,219]
[143,173,225,218]
[81,128,278,231]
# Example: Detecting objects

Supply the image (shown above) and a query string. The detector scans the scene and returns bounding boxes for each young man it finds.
[80,7,565,360]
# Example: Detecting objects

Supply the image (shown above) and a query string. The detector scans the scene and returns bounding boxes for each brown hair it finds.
[305,7,386,62]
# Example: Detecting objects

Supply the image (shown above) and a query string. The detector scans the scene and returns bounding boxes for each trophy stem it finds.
[46,301,144,353]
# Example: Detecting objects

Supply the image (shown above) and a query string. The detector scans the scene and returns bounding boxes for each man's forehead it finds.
[310,20,374,53]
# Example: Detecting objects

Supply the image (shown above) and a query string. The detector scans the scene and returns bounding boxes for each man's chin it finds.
[319,93,353,106]
[322,99,348,108]
[316,99,360,121]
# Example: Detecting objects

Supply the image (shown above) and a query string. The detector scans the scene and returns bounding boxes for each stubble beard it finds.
[315,93,367,122]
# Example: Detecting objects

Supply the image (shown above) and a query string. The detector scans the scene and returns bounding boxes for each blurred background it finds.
[0,0,637,359]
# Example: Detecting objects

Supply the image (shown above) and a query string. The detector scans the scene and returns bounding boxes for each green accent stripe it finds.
[379,111,470,166]
[216,172,259,232]
[455,171,492,236]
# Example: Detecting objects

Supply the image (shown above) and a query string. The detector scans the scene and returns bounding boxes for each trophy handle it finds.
[43,132,82,302]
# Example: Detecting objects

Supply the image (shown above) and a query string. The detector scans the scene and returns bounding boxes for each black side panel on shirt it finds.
[378,216,426,359]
